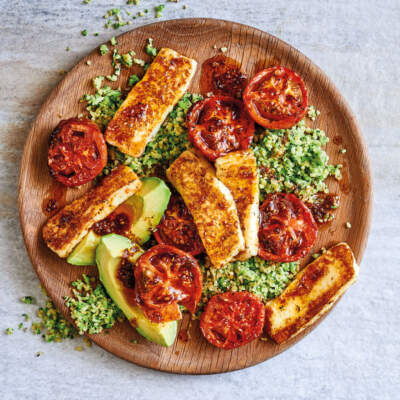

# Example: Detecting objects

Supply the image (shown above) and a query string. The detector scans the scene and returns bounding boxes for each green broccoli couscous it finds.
[199,256,299,309]
[253,118,341,203]
[64,274,124,335]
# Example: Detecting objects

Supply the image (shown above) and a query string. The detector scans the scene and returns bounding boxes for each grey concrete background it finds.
[0,0,399,399]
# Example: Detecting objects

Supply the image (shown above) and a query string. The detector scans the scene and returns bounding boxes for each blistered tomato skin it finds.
[154,195,204,256]
[134,244,203,323]
[47,118,107,187]
[243,66,308,129]
[258,193,317,262]
[200,291,265,349]
[186,96,255,162]
[200,55,248,99]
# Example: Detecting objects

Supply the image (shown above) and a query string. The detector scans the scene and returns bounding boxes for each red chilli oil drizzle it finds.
[92,203,134,236]
[42,180,67,216]
[307,192,340,226]
[116,252,137,308]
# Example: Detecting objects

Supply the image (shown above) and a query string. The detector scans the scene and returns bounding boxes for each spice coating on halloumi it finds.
[166,150,244,268]
[43,165,141,258]
[105,48,197,157]
[264,243,359,344]
[215,150,259,261]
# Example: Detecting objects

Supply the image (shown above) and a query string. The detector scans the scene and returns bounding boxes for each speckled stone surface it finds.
[0,1,399,399]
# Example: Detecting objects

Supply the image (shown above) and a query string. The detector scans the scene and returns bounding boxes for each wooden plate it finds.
[18,18,372,374]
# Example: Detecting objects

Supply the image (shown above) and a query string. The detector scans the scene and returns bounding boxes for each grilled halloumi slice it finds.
[166,150,244,268]
[43,165,141,258]
[215,150,259,261]
[105,48,197,157]
[265,243,359,344]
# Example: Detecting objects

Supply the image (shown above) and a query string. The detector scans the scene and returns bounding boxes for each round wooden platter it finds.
[18,18,372,374]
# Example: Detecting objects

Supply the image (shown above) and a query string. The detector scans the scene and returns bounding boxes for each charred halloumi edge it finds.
[215,150,259,261]
[105,48,197,157]
[264,243,359,344]
[42,165,141,258]
[166,150,244,268]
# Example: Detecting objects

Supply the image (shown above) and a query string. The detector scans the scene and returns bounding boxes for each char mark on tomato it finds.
[243,66,308,129]
[200,291,265,349]
[200,55,248,99]
[258,193,317,262]
[186,96,254,161]
[134,244,202,323]
[47,118,107,187]
[154,195,204,255]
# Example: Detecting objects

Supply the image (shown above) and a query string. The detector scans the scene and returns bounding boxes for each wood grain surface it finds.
[18,18,372,374]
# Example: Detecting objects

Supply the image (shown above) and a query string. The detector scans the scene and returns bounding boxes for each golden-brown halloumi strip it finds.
[166,150,244,268]
[215,150,259,261]
[43,165,141,258]
[264,243,359,344]
[105,48,197,157]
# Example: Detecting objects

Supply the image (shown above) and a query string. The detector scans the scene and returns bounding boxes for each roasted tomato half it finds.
[48,118,107,187]
[200,55,248,99]
[154,195,204,256]
[200,291,265,350]
[243,66,308,129]
[258,193,317,262]
[186,96,255,162]
[134,245,202,323]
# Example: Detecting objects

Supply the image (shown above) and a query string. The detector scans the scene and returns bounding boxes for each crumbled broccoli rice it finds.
[307,105,320,121]
[81,86,123,130]
[253,119,341,203]
[21,296,35,304]
[64,275,124,335]
[33,299,76,342]
[121,53,133,67]
[145,38,158,57]
[128,74,140,86]
[199,257,299,309]
[99,44,109,55]
[92,75,104,90]
[155,4,165,18]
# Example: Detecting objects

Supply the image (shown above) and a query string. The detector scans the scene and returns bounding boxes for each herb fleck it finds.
[155,4,165,18]
[100,44,109,55]
[145,38,158,57]
[128,74,140,86]
[21,296,35,304]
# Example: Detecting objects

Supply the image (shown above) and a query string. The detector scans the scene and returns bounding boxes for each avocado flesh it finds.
[126,177,171,245]
[96,234,177,347]
[67,230,101,266]
[66,177,169,265]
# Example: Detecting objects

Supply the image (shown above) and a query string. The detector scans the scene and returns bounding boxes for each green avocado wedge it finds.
[67,230,101,266]
[127,177,171,245]
[95,234,178,347]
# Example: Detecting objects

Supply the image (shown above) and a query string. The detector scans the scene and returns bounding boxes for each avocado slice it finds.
[67,230,101,266]
[96,234,177,346]
[127,177,171,245]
